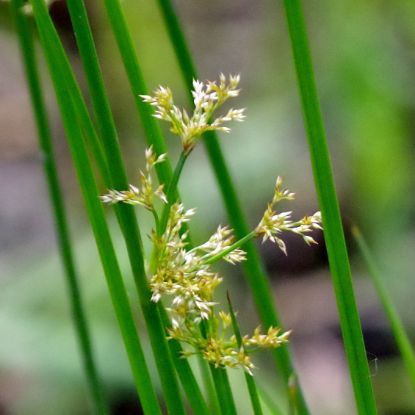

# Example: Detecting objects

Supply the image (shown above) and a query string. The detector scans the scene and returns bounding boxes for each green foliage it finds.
[7,0,414,414]
[282,0,377,413]
[10,1,107,412]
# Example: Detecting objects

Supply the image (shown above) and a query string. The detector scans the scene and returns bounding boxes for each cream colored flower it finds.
[101,146,167,210]
[256,178,322,254]
[141,74,245,153]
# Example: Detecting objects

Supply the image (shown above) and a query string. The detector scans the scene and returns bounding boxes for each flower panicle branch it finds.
[255,176,322,255]
[100,146,167,211]
[194,225,247,265]
[140,74,245,154]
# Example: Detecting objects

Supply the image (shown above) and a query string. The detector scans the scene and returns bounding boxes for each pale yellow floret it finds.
[141,74,245,153]
[255,177,322,254]
[100,146,167,210]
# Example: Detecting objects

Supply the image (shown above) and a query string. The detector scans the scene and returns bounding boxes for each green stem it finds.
[102,0,173,185]
[11,2,108,413]
[150,152,190,276]
[150,151,189,277]
[257,386,285,415]
[203,231,256,266]
[352,226,415,393]
[281,0,377,413]
[197,355,221,415]
[288,374,298,415]
[159,151,188,234]
[151,208,161,235]
[30,1,162,412]
[210,366,238,415]
[227,293,263,415]
[159,308,211,415]
[155,2,310,412]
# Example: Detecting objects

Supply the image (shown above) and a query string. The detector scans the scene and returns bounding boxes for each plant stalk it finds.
[11,2,108,413]
[227,293,263,415]
[353,226,415,393]
[30,1,162,412]
[281,0,377,413]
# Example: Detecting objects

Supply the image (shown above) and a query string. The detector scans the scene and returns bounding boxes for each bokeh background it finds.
[1,0,415,414]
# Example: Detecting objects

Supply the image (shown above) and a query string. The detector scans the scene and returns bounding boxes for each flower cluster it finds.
[197,225,246,264]
[101,75,323,375]
[100,146,167,211]
[150,201,294,374]
[168,308,290,375]
[151,204,243,322]
[256,177,322,255]
[141,74,245,153]
[102,147,322,374]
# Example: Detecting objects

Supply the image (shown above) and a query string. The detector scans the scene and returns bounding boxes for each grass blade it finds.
[210,366,237,415]
[257,385,285,415]
[197,355,221,415]
[155,1,310,413]
[227,293,263,415]
[10,2,108,413]
[29,1,163,413]
[281,0,377,413]
[62,1,190,413]
[352,227,415,392]
[102,0,173,185]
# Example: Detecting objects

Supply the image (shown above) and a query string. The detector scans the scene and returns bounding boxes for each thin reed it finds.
[353,227,415,393]
[281,0,377,413]
[10,1,107,412]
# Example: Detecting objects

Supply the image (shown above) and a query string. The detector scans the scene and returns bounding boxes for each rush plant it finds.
[9,0,409,414]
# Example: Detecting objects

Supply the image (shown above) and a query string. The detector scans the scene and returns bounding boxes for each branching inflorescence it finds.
[140,73,245,154]
[102,75,322,375]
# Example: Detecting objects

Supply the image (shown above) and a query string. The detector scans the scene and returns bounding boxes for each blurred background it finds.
[1,0,415,413]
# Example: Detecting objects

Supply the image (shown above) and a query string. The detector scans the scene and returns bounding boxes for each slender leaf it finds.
[210,366,237,415]
[10,2,108,413]
[29,1,162,413]
[353,226,415,393]
[197,354,221,415]
[257,385,285,415]
[102,0,173,185]
[281,0,377,413]
[227,293,263,415]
